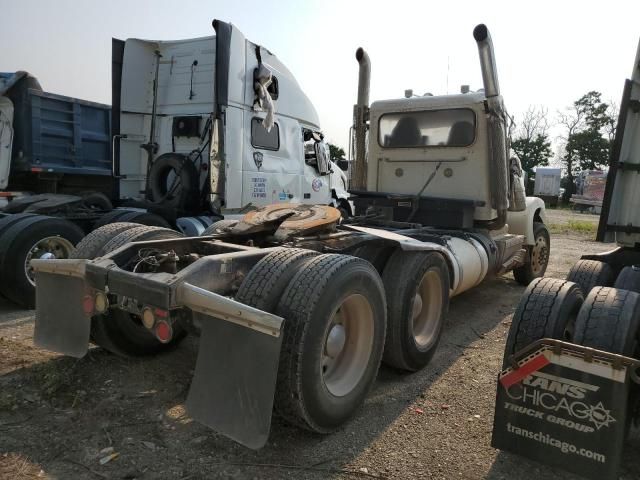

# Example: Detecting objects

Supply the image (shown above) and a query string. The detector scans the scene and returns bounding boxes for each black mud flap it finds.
[33,272,91,358]
[186,313,283,449]
[492,340,636,480]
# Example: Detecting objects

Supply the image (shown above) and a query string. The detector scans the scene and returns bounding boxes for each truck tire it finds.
[566,259,614,296]
[94,209,135,228]
[504,278,584,366]
[0,213,38,237]
[98,225,184,256]
[81,192,113,211]
[381,250,449,372]
[274,254,386,432]
[70,222,140,259]
[201,219,239,235]
[513,222,550,286]
[0,215,84,308]
[235,248,318,312]
[148,153,200,211]
[351,243,395,273]
[614,266,640,294]
[90,226,186,356]
[573,287,640,356]
[116,210,171,229]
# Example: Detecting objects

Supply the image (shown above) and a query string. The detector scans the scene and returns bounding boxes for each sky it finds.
[2,0,639,157]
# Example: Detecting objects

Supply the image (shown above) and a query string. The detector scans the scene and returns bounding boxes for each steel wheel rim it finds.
[321,293,374,397]
[412,269,443,350]
[531,234,549,275]
[24,236,75,286]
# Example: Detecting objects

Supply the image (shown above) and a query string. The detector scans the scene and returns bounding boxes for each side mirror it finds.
[337,158,349,171]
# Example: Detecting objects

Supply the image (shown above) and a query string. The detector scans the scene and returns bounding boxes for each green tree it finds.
[510,106,552,195]
[512,134,552,178]
[558,91,616,202]
[328,143,346,160]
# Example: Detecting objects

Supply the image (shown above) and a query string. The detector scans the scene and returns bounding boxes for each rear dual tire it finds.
[382,250,450,372]
[504,278,584,365]
[236,251,387,433]
[71,223,186,356]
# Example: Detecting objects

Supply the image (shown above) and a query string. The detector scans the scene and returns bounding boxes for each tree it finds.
[327,143,346,161]
[558,91,615,202]
[510,106,552,190]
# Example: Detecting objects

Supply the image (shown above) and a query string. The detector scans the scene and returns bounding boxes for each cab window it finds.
[251,118,280,151]
[378,109,476,148]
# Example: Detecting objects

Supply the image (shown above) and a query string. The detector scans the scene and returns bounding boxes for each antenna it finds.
[446,56,450,95]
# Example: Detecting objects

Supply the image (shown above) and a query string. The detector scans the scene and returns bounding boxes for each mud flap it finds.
[492,340,637,480]
[186,313,283,449]
[33,272,91,358]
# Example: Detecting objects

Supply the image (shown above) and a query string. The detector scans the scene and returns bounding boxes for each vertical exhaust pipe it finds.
[473,24,500,98]
[356,48,370,107]
[352,48,370,191]
[473,24,509,227]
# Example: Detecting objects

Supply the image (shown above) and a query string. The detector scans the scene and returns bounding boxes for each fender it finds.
[506,196,547,245]
[344,225,461,292]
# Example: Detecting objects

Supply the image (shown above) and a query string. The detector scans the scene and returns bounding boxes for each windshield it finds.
[378,109,476,148]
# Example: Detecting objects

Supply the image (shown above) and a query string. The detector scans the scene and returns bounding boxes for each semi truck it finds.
[493,37,640,480]
[0,29,350,307]
[32,21,548,449]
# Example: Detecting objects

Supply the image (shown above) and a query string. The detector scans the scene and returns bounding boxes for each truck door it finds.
[301,134,331,204]
[242,114,302,206]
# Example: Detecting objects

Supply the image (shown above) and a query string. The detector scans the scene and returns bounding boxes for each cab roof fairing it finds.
[124,30,321,131]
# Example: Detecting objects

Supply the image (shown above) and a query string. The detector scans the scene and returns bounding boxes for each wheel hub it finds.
[411,270,443,351]
[321,294,374,397]
[531,235,549,274]
[326,324,346,358]
[24,236,75,287]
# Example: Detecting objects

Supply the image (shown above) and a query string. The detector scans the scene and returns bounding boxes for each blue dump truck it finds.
[0,71,201,308]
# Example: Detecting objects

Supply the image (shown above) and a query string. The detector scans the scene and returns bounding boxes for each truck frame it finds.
[32,22,548,449]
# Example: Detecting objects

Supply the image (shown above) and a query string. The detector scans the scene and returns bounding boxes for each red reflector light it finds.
[155,320,173,343]
[154,307,169,318]
[82,295,95,315]
[31,167,43,172]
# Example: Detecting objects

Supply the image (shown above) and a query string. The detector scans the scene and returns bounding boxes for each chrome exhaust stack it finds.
[473,24,509,227]
[352,47,371,191]
[473,24,500,98]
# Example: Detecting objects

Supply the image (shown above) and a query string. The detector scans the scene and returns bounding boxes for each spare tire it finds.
[148,153,200,211]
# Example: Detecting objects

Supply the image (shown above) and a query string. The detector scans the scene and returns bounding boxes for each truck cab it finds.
[350,25,547,280]
[114,20,350,217]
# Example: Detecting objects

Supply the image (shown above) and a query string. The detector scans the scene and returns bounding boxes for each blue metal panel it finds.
[13,89,111,176]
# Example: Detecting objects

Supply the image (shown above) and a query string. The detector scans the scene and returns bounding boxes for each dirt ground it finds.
[1,210,638,480]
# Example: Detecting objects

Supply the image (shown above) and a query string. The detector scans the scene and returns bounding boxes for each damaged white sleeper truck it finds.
[0,21,349,307]
[32,22,548,448]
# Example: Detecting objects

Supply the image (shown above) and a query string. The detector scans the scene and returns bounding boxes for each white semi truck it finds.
[32,21,548,449]
[0,25,349,307]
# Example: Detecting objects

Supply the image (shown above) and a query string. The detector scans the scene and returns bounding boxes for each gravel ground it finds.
[1,213,638,480]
